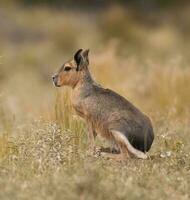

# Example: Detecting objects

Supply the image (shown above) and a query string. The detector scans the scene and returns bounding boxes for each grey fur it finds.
[53,49,154,159]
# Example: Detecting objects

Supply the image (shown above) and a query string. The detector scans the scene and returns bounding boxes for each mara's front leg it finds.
[87,121,97,154]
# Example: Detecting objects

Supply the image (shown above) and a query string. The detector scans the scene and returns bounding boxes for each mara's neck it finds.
[73,69,95,92]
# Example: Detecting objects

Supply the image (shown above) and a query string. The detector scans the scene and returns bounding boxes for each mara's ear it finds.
[74,49,83,69]
[82,49,89,60]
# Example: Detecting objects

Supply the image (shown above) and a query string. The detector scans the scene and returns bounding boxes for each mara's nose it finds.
[52,74,58,81]
[52,74,61,87]
[52,74,59,86]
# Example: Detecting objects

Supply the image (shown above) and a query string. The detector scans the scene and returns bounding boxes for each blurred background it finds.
[0,0,190,133]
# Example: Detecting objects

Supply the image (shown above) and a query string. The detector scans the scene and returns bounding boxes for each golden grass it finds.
[145,66,190,118]
[54,89,86,149]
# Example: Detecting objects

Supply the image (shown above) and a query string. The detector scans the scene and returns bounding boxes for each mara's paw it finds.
[99,146,120,154]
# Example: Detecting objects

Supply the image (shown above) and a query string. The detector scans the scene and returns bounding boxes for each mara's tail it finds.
[111,130,148,159]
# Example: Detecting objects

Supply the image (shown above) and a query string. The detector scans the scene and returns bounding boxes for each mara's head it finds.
[52,49,90,88]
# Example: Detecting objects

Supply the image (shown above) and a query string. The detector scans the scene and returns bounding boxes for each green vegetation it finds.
[0,4,190,200]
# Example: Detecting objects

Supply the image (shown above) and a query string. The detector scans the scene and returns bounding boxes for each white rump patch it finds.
[111,130,148,159]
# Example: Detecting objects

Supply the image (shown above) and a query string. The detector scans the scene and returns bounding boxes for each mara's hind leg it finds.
[100,140,129,161]
[100,132,130,161]
[111,130,147,159]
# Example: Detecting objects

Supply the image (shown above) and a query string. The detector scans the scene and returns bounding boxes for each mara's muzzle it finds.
[52,74,61,87]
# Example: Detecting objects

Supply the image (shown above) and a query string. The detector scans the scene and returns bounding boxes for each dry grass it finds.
[0,4,190,200]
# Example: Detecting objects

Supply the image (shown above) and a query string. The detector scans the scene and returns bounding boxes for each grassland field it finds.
[0,4,190,200]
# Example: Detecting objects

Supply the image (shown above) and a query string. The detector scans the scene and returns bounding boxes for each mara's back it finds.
[81,84,154,152]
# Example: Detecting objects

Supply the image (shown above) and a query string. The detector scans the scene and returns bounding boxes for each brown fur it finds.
[52,49,154,159]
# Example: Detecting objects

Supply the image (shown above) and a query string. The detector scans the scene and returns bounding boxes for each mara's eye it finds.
[64,66,71,71]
